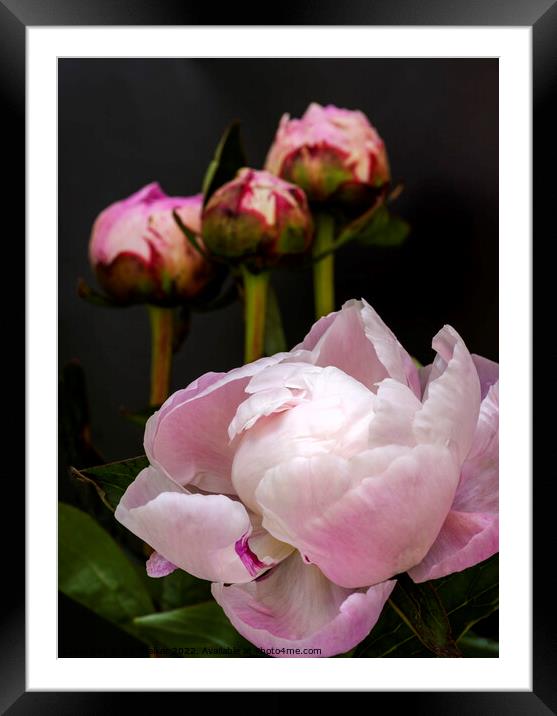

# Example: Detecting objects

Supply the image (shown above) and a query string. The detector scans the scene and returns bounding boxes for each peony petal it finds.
[408,512,498,582]
[455,381,499,511]
[115,467,260,583]
[144,370,224,463]
[89,183,165,266]
[231,364,375,513]
[305,300,390,391]
[254,445,460,588]
[248,526,295,567]
[409,379,499,582]
[414,325,481,465]
[368,378,422,448]
[472,354,499,400]
[359,299,421,396]
[236,510,294,576]
[90,184,203,268]
[144,355,288,493]
[295,299,420,395]
[116,465,185,506]
[146,551,177,578]
[228,386,307,441]
[243,361,323,393]
[418,363,432,396]
[143,370,225,484]
[294,311,338,351]
[212,552,395,658]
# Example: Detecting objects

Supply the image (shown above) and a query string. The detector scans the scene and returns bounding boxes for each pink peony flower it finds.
[89,183,213,305]
[265,103,390,206]
[201,168,313,266]
[115,300,498,657]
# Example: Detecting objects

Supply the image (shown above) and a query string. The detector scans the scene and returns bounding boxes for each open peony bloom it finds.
[89,183,213,305]
[115,300,498,657]
[265,103,390,207]
[202,168,313,266]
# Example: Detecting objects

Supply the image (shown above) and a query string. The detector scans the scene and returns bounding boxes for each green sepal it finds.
[77,278,120,307]
[202,121,248,206]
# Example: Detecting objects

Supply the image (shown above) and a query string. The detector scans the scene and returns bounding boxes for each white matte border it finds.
[27,27,531,691]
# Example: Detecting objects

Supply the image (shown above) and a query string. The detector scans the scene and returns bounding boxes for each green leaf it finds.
[355,556,498,658]
[157,570,212,612]
[71,455,148,512]
[388,573,461,657]
[355,205,410,247]
[333,204,409,253]
[264,284,287,355]
[332,199,384,252]
[133,601,263,657]
[435,554,499,639]
[58,503,154,639]
[458,633,499,657]
[365,213,409,247]
[202,121,247,206]
[354,600,432,658]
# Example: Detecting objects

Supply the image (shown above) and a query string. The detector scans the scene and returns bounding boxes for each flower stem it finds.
[148,305,174,406]
[312,213,336,319]
[241,266,270,363]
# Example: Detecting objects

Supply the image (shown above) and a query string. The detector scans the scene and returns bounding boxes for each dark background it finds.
[59,58,498,462]
[58,59,498,655]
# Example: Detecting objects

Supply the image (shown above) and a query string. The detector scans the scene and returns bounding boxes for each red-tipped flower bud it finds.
[89,183,213,305]
[265,103,390,208]
[201,169,313,267]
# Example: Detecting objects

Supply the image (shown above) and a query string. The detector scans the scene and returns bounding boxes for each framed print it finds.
[3,0,550,708]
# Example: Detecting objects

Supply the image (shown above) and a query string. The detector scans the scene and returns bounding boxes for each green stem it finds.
[242,266,270,363]
[312,213,336,319]
[147,306,174,406]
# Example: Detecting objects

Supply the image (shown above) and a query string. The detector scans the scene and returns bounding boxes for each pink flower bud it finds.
[201,169,313,266]
[89,183,213,305]
[265,103,390,207]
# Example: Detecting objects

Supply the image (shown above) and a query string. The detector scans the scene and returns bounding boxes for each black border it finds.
[6,0,550,710]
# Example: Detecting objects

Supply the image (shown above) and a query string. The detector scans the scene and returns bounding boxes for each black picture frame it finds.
[5,0,549,710]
